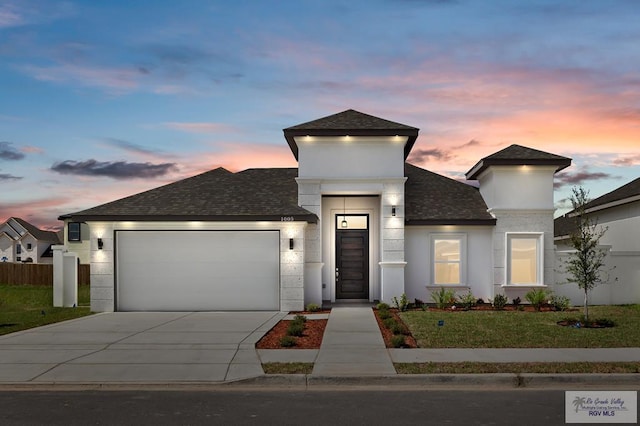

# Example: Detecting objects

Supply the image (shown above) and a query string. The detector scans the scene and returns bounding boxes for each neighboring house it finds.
[59,109,572,312]
[554,178,640,305]
[0,217,61,264]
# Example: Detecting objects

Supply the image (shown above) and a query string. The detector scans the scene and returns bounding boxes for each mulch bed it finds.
[255,314,329,349]
[373,309,418,348]
[556,319,614,328]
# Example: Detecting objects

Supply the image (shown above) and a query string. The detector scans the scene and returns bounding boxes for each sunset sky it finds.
[1,0,639,230]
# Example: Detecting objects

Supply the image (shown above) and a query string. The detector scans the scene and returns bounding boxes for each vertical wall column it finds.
[280,223,306,312]
[52,245,78,307]
[90,223,115,312]
[52,245,66,307]
[297,180,323,306]
[380,180,407,303]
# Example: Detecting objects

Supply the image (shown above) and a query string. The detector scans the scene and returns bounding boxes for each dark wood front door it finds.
[336,230,369,299]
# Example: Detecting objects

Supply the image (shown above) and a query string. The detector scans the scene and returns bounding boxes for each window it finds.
[431,234,466,285]
[68,222,81,242]
[16,244,21,254]
[507,233,543,285]
[26,243,32,250]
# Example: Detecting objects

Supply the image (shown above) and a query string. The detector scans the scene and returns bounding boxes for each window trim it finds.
[430,233,467,286]
[505,232,544,286]
[68,222,82,242]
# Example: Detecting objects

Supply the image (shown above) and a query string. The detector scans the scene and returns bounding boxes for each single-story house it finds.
[554,177,640,305]
[0,217,61,264]
[59,109,573,312]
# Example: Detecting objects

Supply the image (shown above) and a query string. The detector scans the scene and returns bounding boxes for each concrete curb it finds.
[1,374,637,391]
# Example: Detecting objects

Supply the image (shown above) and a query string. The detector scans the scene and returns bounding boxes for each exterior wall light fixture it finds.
[289,238,294,250]
[97,238,104,250]
[392,206,396,217]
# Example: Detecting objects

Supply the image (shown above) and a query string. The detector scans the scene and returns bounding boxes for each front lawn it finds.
[0,284,92,336]
[400,305,640,348]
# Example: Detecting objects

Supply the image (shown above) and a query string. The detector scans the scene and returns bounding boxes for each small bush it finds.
[392,293,409,312]
[476,298,485,305]
[383,318,397,330]
[431,287,456,309]
[390,335,405,348]
[378,310,392,320]
[457,292,477,311]
[377,302,390,311]
[512,296,521,308]
[414,298,427,310]
[293,314,307,323]
[549,294,571,312]
[491,294,508,311]
[286,321,305,337]
[305,303,320,312]
[525,288,549,311]
[279,336,297,347]
[391,321,408,335]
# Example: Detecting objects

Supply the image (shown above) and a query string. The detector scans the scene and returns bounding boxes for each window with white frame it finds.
[431,234,466,285]
[506,233,543,285]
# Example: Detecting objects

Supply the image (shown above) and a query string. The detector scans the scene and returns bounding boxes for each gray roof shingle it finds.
[60,168,318,223]
[283,109,419,160]
[11,218,60,243]
[405,164,495,225]
[466,144,571,180]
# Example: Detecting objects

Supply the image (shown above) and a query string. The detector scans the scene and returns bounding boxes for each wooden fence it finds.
[0,263,90,286]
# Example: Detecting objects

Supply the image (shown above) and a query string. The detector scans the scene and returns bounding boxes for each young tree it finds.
[561,186,615,321]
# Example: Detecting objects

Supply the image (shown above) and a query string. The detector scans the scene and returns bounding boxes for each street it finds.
[0,389,569,425]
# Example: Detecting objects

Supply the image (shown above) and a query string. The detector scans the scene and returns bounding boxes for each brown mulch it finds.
[255,318,328,349]
[373,309,418,348]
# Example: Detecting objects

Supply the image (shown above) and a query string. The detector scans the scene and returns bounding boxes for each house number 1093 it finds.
[281,216,294,222]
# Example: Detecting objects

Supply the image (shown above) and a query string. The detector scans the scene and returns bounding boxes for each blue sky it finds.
[1,0,639,229]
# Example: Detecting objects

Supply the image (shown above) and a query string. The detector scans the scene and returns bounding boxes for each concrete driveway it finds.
[0,311,286,384]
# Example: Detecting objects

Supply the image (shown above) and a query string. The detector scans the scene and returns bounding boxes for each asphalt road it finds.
[0,389,573,425]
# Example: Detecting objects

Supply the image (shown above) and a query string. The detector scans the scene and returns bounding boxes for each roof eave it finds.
[465,158,572,180]
[405,218,497,226]
[61,214,319,224]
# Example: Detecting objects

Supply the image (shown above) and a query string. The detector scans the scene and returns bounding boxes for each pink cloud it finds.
[21,63,140,94]
[163,122,238,134]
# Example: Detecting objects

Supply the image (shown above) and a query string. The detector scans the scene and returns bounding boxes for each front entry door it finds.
[336,229,369,299]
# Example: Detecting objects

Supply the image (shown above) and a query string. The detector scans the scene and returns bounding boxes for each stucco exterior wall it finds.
[405,225,494,301]
[479,166,557,210]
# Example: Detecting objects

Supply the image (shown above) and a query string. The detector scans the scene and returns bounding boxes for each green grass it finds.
[0,284,92,336]
[400,305,640,348]
[395,362,640,374]
[262,362,314,374]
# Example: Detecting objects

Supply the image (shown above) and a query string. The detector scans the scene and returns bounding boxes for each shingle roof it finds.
[11,218,60,243]
[283,109,419,160]
[60,168,318,223]
[405,164,495,225]
[60,164,495,226]
[582,177,640,211]
[554,177,640,238]
[466,144,571,180]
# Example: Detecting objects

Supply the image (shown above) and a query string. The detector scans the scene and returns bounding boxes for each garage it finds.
[115,230,280,311]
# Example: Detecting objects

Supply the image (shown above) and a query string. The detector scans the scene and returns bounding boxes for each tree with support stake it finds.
[560,187,616,321]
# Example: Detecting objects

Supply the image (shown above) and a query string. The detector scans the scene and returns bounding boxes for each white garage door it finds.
[116,230,280,311]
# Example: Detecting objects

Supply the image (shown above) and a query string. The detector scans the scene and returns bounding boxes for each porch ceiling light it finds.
[341,197,348,228]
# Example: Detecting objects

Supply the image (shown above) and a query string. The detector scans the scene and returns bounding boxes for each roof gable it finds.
[283,109,419,160]
[466,144,571,180]
[1,218,59,243]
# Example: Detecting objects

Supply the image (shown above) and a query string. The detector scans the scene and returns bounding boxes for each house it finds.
[554,177,640,305]
[0,217,61,264]
[59,109,572,312]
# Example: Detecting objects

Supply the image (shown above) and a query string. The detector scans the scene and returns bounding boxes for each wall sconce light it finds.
[97,238,104,250]
[289,238,294,250]
[392,206,396,217]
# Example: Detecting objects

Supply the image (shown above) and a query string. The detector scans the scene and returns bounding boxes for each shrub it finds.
[431,287,456,309]
[390,335,405,348]
[476,298,485,305]
[279,336,297,347]
[383,318,397,330]
[392,294,409,312]
[286,321,305,337]
[378,310,392,320]
[414,298,427,310]
[491,294,508,310]
[525,288,549,311]
[377,302,390,311]
[457,291,477,311]
[512,296,521,308]
[305,303,320,312]
[549,294,571,312]
[293,314,307,323]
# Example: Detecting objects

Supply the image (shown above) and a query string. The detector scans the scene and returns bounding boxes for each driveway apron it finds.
[0,311,285,383]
